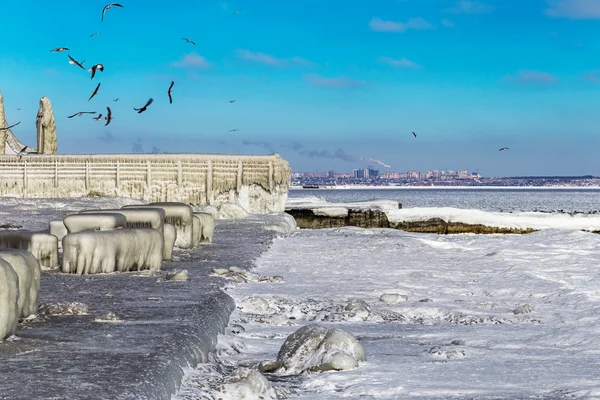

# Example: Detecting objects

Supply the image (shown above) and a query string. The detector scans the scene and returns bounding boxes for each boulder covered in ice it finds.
[214,203,250,220]
[123,202,194,248]
[216,367,277,400]
[269,324,366,374]
[0,249,41,318]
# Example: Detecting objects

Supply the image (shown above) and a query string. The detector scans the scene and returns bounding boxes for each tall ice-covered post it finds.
[36,96,57,154]
[0,90,9,154]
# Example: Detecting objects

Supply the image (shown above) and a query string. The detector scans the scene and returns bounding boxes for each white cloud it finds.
[369,17,433,32]
[505,70,558,84]
[545,0,600,19]
[171,53,209,69]
[305,74,366,88]
[443,1,495,14]
[442,18,455,27]
[236,49,315,67]
[378,56,422,69]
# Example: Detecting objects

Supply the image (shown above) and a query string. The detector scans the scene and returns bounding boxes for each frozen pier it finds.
[0,206,290,399]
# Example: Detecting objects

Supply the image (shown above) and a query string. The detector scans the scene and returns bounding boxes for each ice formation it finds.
[0,249,41,318]
[49,220,68,250]
[63,213,127,233]
[36,96,57,154]
[0,153,291,212]
[0,259,19,340]
[193,212,215,244]
[0,231,59,270]
[62,228,163,274]
[79,208,174,260]
[271,324,366,374]
[124,202,194,249]
[217,368,277,400]
[191,215,200,248]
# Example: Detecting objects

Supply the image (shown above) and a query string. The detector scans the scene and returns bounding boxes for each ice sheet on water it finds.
[206,226,600,399]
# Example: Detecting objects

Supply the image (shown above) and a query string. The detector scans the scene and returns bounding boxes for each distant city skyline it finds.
[2,1,600,176]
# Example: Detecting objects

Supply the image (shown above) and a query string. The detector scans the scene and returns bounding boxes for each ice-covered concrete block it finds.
[193,212,215,244]
[63,213,127,233]
[163,223,176,261]
[62,228,163,275]
[123,202,193,248]
[0,231,59,270]
[81,208,173,261]
[0,259,19,340]
[192,215,200,249]
[49,220,68,250]
[0,249,41,318]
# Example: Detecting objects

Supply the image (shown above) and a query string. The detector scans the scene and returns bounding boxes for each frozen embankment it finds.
[0,197,294,400]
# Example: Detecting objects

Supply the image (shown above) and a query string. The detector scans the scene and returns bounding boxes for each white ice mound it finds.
[49,220,68,250]
[0,259,19,340]
[0,249,41,318]
[63,213,127,233]
[62,228,163,275]
[263,212,297,233]
[238,296,270,313]
[275,324,366,374]
[217,368,277,400]
[215,203,249,220]
[193,212,215,243]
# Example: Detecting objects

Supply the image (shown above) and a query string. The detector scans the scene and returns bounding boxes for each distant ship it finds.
[302,185,320,189]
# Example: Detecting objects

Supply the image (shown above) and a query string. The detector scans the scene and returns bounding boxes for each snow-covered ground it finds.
[188,226,600,399]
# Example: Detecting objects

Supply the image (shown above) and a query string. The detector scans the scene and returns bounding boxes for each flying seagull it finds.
[228,100,236,103]
[90,32,99,37]
[68,111,96,118]
[88,83,101,101]
[232,8,243,14]
[51,47,70,53]
[105,107,113,126]
[88,63,104,79]
[412,132,417,138]
[229,129,239,132]
[93,114,103,121]
[0,121,20,131]
[134,98,154,114]
[102,3,123,22]
[167,81,174,104]
[68,54,86,69]
[113,98,119,102]
[182,38,196,45]
[499,147,509,151]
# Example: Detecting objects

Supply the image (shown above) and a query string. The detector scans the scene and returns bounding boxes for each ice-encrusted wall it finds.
[0,153,291,213]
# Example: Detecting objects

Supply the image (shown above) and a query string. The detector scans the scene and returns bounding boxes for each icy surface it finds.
[0,196,292,399]
[196,226,600,399]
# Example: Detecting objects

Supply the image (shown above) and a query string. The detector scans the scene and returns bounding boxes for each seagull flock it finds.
[5,4,512,156]
[42,3,242,132]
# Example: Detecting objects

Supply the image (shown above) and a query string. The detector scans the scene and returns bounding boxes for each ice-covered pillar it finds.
[237,160,243,192]
[0,90,9,154]
[206,160,213,205]
[36,97,57,154]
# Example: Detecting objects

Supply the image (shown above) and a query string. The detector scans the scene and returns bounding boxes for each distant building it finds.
[353,168,369,179]
[327,170,335,179]
[367,166,379,178]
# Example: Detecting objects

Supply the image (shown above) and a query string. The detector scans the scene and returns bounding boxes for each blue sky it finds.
[1,0,600,176]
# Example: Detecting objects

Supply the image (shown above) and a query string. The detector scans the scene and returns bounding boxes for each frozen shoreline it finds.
[0,197,291,400]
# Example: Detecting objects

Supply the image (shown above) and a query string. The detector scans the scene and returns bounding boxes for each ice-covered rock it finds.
[215,203,249,220]
[193,212,215,243]
[166,269,189,281]
[272,324,366,374]
[36,96,57,154]
[0,259,19,340]
[38,302,89,316]
[238,296,270,313]
[379,293,409,304]
[0,249,41,318]
[263,212,298,233]
[63,213,127,233]
[217,368,277,400]
[62,228,163,274]
[0,231,59,270]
